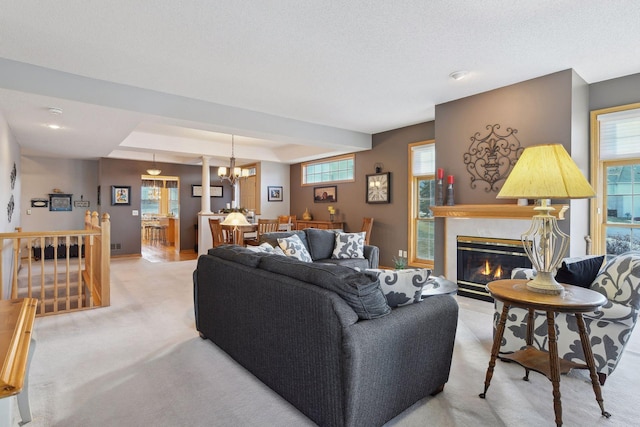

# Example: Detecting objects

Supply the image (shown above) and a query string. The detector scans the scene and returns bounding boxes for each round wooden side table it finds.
[479,279,610,427]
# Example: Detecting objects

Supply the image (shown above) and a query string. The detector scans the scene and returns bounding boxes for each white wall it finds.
[0,111,20,427]
[570,70,592,256]
[20,156,98,231]
[259,161,291,218]
[1,111,21,298]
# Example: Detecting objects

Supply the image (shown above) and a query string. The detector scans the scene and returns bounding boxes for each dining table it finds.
[221,223,257,246]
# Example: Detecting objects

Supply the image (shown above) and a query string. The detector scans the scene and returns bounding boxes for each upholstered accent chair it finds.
[495,251,640,385]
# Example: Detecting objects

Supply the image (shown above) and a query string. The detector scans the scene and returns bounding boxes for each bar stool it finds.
[149,225,167,245]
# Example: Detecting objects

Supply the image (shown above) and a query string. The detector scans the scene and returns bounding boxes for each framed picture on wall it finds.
[267,186,283,202]
[49,194,73,211]
[191,185,224,197]
[313,185,337,203]
[366,172,391,204]
[111,185,131,205]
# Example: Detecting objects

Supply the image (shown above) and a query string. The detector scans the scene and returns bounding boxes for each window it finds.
[408,141,436,268]
[301,154,355,185]
[591,104,640,256]
[141,180,162,216]
[141,177,179,216]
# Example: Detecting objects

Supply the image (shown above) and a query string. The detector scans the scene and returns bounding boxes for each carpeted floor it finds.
[21,258,639,426]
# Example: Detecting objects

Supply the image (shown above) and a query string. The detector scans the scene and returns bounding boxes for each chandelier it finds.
[147,153,161,176]
[217,135,248,186]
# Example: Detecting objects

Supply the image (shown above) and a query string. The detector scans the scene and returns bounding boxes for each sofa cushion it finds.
[207,245,267,267]
[258,255,391,319]
[554,255,605,288]
[332,232,365,259]
[304,228,337,260]
[316,258,370,270]
[364,268,431,307]
[278,234,313,262]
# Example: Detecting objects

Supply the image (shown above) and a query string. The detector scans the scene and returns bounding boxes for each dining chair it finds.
[361,217,374,245]
[208,218,226,247]
[244,219,279,245]
[277,215,297,231]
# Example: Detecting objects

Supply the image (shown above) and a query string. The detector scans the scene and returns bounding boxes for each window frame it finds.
[408,140,436,269]
[300,154,355,186]
[590,102,640,254]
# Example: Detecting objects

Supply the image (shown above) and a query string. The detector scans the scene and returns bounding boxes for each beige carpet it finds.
[21,258,639,426]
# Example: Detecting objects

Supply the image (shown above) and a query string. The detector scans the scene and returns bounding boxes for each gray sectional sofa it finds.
[194,245,459,427]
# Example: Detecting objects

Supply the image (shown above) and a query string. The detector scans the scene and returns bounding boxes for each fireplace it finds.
[456,236,532,301]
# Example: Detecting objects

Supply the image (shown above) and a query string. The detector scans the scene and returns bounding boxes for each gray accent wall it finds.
[434,69,574,205]
[589,72,640,111]
[432,69,589,274]
[99,158,233,256]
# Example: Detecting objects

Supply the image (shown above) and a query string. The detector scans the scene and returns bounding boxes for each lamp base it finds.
[526,271,564,295]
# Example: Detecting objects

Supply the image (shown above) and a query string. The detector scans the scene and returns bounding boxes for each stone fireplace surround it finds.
[431,204,569,287]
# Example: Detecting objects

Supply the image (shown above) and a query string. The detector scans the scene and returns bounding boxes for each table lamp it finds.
[221,212,250,245]
[497,144,595,294]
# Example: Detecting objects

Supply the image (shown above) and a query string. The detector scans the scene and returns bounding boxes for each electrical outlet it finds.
[403,250,408,258]
[132,210,139,216]
[27,209,32,215]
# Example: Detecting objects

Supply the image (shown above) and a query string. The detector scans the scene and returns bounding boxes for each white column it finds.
[200,156,212,214]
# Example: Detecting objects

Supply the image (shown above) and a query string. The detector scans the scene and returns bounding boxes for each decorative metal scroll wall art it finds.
[463,124,523,192]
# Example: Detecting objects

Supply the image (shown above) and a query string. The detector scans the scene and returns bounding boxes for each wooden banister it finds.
[0,211,110,316]
[0,298,37,398]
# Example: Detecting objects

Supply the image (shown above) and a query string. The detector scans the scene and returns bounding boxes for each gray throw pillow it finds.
[305,228,337,260]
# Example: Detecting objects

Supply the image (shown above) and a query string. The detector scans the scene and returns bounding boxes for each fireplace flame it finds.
[482,259,491,275]
[480,259,503,279]
[494,264,503,279]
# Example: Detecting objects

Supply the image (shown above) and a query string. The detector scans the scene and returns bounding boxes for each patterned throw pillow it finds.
[365,268,431,307]
[245,242,286,256]
[332,232,365,259]
[277,234,313,262]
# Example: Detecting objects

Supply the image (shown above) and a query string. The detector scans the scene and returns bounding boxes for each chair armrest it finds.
[586,300,638,327]
[363,245,379,268]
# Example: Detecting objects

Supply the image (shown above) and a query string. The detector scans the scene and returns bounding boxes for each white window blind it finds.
[599,108,640,160]
[412,143,435,175]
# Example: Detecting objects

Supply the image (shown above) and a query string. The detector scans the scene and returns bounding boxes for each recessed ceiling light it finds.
[449,70,469,81]
[47,124,61,130]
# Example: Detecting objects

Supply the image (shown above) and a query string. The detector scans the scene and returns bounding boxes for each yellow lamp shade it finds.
[497,144,595,200]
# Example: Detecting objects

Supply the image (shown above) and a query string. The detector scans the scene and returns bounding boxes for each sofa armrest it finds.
[363,245,379,268]
[342,295,458,426]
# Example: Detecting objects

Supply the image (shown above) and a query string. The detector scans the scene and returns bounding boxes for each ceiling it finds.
[1,1,640,167]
